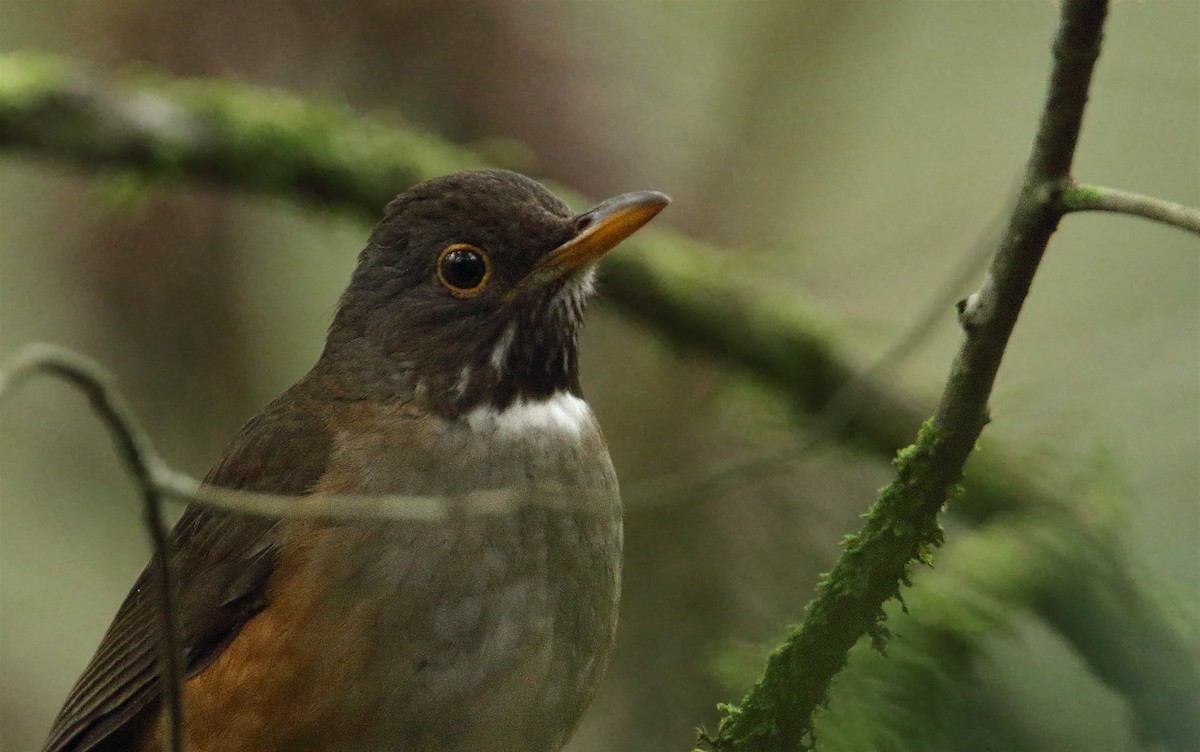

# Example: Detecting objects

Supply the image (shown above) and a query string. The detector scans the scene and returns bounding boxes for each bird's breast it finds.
[195,394,621,752]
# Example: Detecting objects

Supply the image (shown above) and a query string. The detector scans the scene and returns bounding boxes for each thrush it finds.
[42,169,670,752]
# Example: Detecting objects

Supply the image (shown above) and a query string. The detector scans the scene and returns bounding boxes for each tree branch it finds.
[0,346,612,525]
[0,345,186,752]
[0,50,915,473]
[0,53,477,215]
[706,1,1110,748]
[0,345,634,752]
[1061,183,1200,236]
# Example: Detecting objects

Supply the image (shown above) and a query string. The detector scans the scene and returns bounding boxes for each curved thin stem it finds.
[1062,183,1200,236]
[0,345,186,752]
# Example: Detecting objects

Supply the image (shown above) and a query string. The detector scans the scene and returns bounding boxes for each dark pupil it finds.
[442,249,486,289]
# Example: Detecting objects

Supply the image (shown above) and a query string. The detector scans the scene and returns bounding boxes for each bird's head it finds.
[323,169,669,416]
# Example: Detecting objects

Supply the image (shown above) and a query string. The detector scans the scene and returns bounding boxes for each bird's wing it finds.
[42,397,333,752]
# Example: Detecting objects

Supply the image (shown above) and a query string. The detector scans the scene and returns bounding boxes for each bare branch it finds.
[1061,183,1200,236]
[164,470,602,521]
[0,344,186,752]
[1,349,618,526]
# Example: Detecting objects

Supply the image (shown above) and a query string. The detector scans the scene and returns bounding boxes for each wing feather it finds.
[42,390,333,752]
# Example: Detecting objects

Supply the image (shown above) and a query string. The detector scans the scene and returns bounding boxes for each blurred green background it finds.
[1,1,1196,751]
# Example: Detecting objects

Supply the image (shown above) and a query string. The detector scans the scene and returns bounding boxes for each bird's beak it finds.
[538,191,671,275]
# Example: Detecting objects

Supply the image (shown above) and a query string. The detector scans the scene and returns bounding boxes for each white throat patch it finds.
[466,392,592,440]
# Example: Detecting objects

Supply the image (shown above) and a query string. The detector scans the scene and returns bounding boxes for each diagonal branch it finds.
[705,1,1110,748]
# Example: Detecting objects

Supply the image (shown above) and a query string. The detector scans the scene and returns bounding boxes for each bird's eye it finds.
[437,244,491,296]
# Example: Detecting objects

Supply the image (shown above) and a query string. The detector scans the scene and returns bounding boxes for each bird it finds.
[42,169,670,752]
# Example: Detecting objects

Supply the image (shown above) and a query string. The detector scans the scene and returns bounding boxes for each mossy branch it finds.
[0,54,478,214]
[0,50,912,457]
[706,1,1110,748]
[702,423,956,751]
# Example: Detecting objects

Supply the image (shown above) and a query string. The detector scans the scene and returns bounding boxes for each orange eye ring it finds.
[436,244,491,296]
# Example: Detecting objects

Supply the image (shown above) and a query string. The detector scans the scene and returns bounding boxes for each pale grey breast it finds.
[286,392,621,751]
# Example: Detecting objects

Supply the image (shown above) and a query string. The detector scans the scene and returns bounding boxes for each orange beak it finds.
[538,191,671,275]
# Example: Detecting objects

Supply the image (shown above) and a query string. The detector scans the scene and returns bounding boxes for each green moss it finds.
[1058,183,1103,212]
[0,52,68,115]
[707,423,966,751]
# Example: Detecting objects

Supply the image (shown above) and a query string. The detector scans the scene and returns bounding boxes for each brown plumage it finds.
[42,170,668,752]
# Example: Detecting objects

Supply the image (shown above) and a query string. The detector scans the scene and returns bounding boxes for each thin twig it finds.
[707,1,1110,748]
[0,348,609,526]
[161,469,594,520]
[1061,182,1200,236]
[0,345,186,752]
